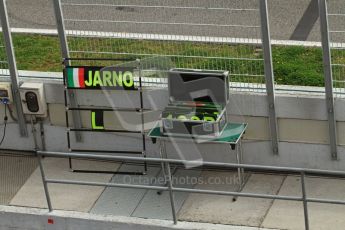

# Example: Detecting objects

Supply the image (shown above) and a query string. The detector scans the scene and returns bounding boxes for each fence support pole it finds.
[259,0,279,155]
[0,0,28,137]
[319,0,338,160]
[52,0,82,142]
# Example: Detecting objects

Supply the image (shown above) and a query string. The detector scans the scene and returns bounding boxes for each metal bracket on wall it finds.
[0,0,28,137]
[52,0,82,142]
[319,0,338,160]
[259,0,279,155]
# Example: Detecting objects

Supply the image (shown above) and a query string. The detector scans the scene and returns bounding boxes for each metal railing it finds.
[37,150,345,230]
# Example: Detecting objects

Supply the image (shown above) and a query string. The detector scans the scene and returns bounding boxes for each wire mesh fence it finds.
[60,0,266,93]
[0,0,342,96]
[327,0,345,97]
[0,23,10,77]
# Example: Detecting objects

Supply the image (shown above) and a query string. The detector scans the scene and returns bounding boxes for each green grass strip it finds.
[0,34,343,87]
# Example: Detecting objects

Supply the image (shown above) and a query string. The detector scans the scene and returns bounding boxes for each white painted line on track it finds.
[0,27,333,47]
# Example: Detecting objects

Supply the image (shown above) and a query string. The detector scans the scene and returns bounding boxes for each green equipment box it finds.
[161,69,229,138]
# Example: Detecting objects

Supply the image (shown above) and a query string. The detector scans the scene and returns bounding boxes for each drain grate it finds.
[0,151,38,205]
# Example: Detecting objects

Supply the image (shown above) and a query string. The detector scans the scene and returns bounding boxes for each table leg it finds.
[159,140,168,181]
[156,140,178,223]
[158,140,168,195]
[165,156,178,224]
[239,139,245,179]
[157,142,179,194]
[233,141,245,202]
[237,143,243,189]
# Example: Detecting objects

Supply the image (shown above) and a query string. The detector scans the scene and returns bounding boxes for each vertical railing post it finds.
[166,160,177,224]
[160,141,177,224]
[259,0,279,155]
[37,153,53,212]
[137,59,148,174]
[319,0,338,160]
[52,0,82,142]
[300,172,310,230]
[0,0,28,137]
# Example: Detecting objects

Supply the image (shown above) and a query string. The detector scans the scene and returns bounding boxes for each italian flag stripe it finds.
[67,68,74,87]
[67,68,85,88]
[73,68,79,87]
[79,68,85,88]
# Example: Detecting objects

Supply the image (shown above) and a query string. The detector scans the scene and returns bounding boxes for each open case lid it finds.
[168,68,229,106]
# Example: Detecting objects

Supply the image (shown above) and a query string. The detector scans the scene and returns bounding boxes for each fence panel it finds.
[327,0,345,98]
[0,21,10,77]
[60,0,266,93]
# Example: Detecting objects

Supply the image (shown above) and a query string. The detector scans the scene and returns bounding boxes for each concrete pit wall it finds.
[0,72,344,170]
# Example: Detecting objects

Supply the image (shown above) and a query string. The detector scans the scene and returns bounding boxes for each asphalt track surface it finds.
[5,0,345,42]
